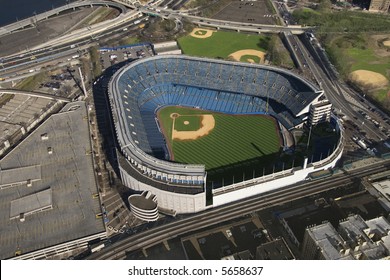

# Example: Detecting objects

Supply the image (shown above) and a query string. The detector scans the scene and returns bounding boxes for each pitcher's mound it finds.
[229,49,266,64]
[349,70,389,89]
[190,28,214,39]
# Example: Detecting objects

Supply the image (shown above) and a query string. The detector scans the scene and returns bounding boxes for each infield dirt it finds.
[349,70,389,89]
[172,115,215,141]
[190,28,215,39]
[229,49,266,64]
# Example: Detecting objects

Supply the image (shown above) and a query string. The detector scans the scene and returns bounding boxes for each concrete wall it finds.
[120,166,207,214]
[212,147,343,207]
[153,41,178,50]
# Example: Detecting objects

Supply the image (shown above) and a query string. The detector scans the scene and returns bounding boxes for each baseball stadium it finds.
[108,55,344,217]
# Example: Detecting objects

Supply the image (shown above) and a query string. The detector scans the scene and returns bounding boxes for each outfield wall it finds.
[212,115,344,206]
[212,152,342,207]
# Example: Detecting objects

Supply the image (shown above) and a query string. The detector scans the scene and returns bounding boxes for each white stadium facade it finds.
[108,55,344,218]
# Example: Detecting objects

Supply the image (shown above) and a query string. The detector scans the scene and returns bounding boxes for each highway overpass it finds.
[0,0,128,37]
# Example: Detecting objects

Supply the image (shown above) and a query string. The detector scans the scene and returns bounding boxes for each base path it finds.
[349,70,389,89]
[172,115,215,140]
[190,28,215,39]
[228,49,266,64]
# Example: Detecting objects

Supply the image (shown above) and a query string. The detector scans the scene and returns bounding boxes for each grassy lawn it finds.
[15,72,47,91]
[373,89,389,103]
[0,94,13,106]
[346,48,390,77]
[293,8,390,33]
[177,30,269,59]
[157,106,281,171]
[323,33,390,110]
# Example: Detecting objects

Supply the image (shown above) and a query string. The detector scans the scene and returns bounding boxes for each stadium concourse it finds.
[108,55,344,216]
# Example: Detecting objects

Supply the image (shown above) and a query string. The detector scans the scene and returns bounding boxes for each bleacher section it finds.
[109,55,321,187]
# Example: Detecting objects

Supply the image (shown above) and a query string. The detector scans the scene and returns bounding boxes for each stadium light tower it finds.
[306,123,313,150]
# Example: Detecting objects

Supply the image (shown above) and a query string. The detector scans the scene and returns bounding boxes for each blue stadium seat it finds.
[112,56,321,162]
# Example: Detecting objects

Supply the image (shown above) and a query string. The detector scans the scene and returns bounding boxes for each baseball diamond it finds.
[108,55,343,214]
[157,106,281,171]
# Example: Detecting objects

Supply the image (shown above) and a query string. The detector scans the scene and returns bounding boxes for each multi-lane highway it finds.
[0,0,128,37]
[88,159,390,259]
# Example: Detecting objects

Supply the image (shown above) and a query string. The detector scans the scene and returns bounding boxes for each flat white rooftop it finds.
[10,188,52,220]
[0,165,41,189]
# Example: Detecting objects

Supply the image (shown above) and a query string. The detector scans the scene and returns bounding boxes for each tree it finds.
[318,0,332,12]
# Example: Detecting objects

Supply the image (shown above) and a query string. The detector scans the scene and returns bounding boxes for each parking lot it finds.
[99,43,154,70]
[212,0,277,25]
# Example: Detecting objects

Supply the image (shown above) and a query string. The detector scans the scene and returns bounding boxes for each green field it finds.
[240,55,261,63]
[177,30,269,59]
[157,106,281,171]
[346,48,390,77]
[323,33,390,110]
[174,115,201,131]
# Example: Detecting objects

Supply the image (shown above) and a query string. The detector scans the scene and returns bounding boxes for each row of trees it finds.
[293,7,390,33]
[267,34,294,68]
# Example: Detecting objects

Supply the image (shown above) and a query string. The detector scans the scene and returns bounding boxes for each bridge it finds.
[135,5,310,34]
[0,0,128,37]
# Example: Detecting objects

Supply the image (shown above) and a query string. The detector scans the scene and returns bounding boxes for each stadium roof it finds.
[0,101,105,259]
[10,188,52,220]
[0,165,41,188]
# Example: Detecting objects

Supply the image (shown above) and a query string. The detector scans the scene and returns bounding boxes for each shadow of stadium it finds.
[206,147,307,189]
[91,59,136,178]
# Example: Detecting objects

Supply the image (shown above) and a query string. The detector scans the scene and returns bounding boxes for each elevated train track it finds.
[89,159,390,259]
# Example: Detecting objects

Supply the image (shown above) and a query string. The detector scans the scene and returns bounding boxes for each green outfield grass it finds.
[177,30,268,59]
[157,106,281,171]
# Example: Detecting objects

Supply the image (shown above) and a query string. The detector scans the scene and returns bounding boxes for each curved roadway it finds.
[0,0,127,37]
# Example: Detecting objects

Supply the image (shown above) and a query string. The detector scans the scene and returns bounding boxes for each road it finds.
[0,0,128,37]
[271,2,390,142]
[0,0,311,75]
[88,159,390,259]
[294,35,387,141]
